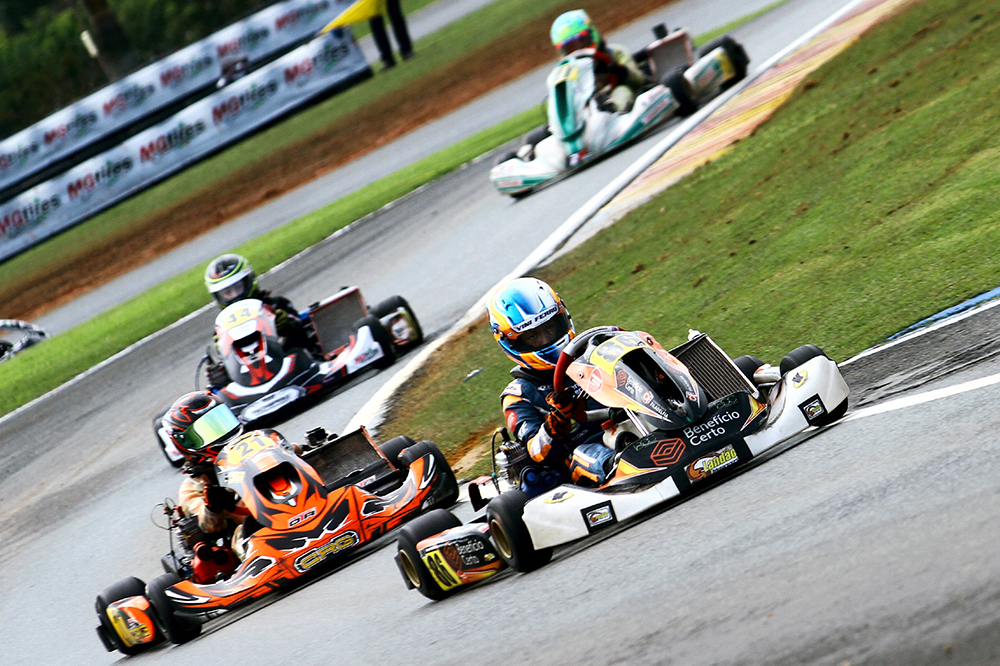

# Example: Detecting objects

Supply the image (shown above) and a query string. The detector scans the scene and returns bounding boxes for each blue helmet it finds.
[488,278,575,371]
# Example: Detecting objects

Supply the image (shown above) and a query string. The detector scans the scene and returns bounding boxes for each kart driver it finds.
[550,9,650,113]
[488,277,614,488]
[203,253,314,387]
[163,391,300,555]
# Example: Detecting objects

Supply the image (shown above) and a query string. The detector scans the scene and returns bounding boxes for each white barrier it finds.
[0,29,369,262]
[0,0,356,192]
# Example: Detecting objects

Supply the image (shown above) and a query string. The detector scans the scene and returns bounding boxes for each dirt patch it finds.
[3,0,679,322]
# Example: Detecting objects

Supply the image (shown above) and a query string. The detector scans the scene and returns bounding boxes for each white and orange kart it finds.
[96,427,457,655]
[396,327,848,599]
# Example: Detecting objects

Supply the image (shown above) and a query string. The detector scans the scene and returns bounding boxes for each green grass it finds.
[0,106,543,415]
[377,0,1000,471]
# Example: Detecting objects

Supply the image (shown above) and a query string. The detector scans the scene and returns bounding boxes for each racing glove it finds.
[546,389,587,423]
[203,485,238,514]
[206,361,229,388]
[274,308,291,334]
[544,410,574,440]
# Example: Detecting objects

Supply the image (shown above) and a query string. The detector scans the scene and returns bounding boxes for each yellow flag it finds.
[320,0,386,33]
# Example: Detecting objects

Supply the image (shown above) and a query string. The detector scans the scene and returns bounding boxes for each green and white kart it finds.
[490,27,749,197]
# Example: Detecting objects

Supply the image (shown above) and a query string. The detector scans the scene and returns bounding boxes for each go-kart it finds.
[394,328,849,599]
[490,25,748,197]
[0,319,47,363]
[154,287,422,467]
[96,426,457,655]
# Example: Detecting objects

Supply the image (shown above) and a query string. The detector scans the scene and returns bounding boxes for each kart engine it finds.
[495,438,529,489]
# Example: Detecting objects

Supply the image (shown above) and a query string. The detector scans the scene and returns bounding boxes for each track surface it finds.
[9,2,996,665]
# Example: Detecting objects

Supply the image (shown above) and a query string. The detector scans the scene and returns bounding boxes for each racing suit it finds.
[597,42,650,113]
[501,366,615,486]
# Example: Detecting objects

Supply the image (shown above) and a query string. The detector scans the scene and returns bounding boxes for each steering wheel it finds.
[553,326,621,393]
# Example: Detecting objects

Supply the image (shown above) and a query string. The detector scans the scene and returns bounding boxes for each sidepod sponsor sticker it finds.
[686,444,739,482]
[582,501,617,533]
[545,490,573,504]
[792,370,808,388]
[798,395,827,424]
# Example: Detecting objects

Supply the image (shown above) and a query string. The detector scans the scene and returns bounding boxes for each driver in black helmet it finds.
[203,254,314,388]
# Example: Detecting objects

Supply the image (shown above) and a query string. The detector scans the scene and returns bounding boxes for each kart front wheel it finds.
[379,435,416,471]
[396,509,463,600]
[779,344,827,375]
[95,577,159,655]
[356,314,397,369]
[371,295,423,349]
[733,355,765,383]
[400,440,459,508]
[487,491,552,573]
[661,67,697,117]
[146,573,202,644]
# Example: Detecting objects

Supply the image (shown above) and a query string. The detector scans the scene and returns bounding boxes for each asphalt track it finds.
[9,1,999,665]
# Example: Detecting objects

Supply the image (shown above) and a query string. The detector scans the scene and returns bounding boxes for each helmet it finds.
[488,278,575,371]
[163,392,243,467]
[205,254,258,308]
[551,10,600,55]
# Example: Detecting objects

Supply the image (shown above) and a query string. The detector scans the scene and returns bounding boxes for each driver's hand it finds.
[203,485,238,514]
[544,411,573,439]
[546,389,585,421]
[274,309,290,332]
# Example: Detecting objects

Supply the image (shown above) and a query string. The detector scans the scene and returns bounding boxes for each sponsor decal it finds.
[102,84,156,117]
[353,347,379,364]
[108,604,153,647]
[159,55,214,87]
[649,437,686,466]
[792,370,808,388]
[568,149,589,167]
[506,411,518,432]
[496,178,523,189]
[456,540,484,555]
[217,27,270,59]
[285,39,351,81]
[682,410,741,446]
[544,490,574,504]
[484,552,496,562]
[294,530,360,572]
[224,471,244,485]
[642,391,654,405]
[66,157,134,200]
[686,444,739,481]
[211,80,280,124]
[587,369,604,394]
[43,111,99,145]
[799,395,827,424]
[275,0,330,30]
[510,305,559,333]
[138,120,206,162]
[582,501,616,533]
[504,381,522,397]
[0,195,61,239]
[288,506,317,528]
[0,142,40,171]
[616,369,629,386]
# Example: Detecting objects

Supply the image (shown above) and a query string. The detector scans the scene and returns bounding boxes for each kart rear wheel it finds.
[698,35,749,89]
[379,435,416,471]
[371,295,423,349]
[96,577,158,655]
[487,491,552,573]
[495,150,518,166]
[522,126,551,149]
[811,398,849,428]
[396,509,463,600]
[779,344,827,375]
[356,314,396,369]
[152,409,184,469]
[733,355,765,383]
[400,440,459,508]
[146,573,202,644]
[661,67,697,117]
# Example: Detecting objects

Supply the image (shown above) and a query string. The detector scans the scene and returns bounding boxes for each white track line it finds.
[843,371,1000,423]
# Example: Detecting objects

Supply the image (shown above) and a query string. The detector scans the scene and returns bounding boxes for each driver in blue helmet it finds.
[550,9,650,113]
[487,277,615,488]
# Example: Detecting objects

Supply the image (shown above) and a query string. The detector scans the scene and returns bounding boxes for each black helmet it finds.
[163,391,242,468]
[205,254,258,308]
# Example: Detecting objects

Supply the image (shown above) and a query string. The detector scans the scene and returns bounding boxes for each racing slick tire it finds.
[733,355,765,383]
[780,345,848,427]
[698,35,749,89]
[396,509,463,600]
[371,295,424,350]
[379,435,417,471]
[487,490,553,573]
[495,150,519,166]
[662,67,697,117]
[399,440,459,508]
[152,409,184,469]
[146,573,202,644]
[96,577,159,655]
[355,314,396,369]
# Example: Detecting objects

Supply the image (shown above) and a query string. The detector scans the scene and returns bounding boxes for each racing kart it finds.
[490,25,749,197]
[394,328,849,599]
[96,426,457,655]
[0,319,47,363]
[154,287,422,466]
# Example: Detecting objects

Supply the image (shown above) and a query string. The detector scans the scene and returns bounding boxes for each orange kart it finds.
[95,427,457,655]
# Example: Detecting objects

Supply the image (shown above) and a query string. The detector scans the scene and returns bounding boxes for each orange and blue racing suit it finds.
[501,366,615,489]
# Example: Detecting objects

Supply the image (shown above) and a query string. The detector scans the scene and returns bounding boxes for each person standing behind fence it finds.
[370,0,413,70]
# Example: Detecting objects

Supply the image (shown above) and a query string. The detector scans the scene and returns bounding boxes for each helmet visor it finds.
[558,33,593,55]
[507,311,572,354]
[184,404,241,451]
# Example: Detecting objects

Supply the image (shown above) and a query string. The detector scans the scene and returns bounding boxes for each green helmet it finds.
[550,10,600,55]
[204,253,259,308]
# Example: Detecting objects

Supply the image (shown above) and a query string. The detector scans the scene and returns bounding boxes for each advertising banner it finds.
[0,0,357,192]
[0,29,369,262]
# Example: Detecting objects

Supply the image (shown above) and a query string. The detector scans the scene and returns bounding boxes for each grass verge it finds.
[377,0,1000,475]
